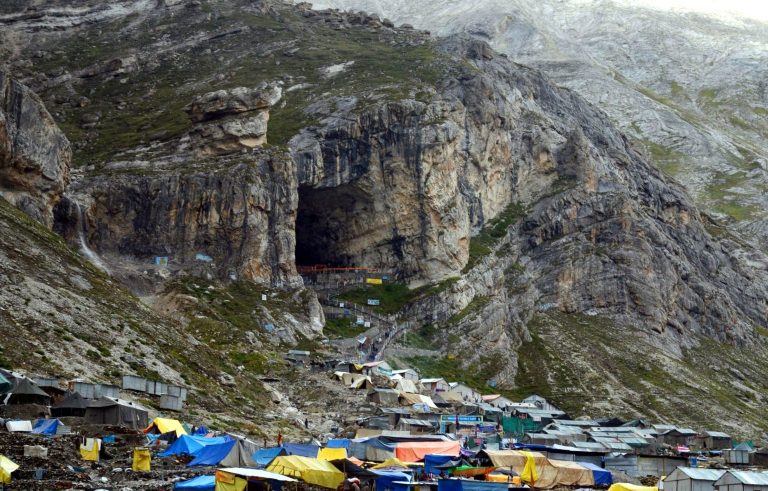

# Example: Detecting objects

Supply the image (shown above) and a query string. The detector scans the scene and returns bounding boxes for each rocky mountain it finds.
[0,0,767,435]
[312,0,768,244]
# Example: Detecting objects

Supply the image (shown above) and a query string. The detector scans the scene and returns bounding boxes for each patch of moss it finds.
[463,202,527,272]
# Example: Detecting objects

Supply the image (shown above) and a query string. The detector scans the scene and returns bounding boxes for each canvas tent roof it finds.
[159,435,230,457]
[254,447,287,467]
[188,439,257,467]
[219,467,298,482]
[52,391,88,417]
[578,461,613,486]
[175,475,215,490]
[6,377,50,405]
[0,373,11,394]
[395,440,461,462]
[85,397,149,430]
[145,417,186,436]
[267,455,345,489]
[283,442,320,458]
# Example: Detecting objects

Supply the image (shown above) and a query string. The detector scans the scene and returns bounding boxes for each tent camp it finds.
[158,435,231,457]
[664,468,725,491]
[84,397,149,430]
[51,392,88,417]
[4,378,50,405]
[254,447,287,467]
[267,455,345,489]
[395,441,461,462]
[145,417,186,437]
[175,475,215,490]
[188,439,257,467]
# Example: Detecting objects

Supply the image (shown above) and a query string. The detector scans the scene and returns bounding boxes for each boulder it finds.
[0,70,71,227]
[185,84,282,123]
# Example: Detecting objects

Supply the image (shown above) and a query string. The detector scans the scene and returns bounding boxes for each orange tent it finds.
[394,441,460,462]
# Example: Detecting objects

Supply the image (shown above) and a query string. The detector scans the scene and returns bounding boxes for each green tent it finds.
[0,373,11,394]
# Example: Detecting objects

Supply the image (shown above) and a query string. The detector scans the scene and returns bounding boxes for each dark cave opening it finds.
[295,184,359,268]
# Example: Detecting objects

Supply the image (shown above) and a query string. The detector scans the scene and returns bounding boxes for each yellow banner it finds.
[366,278,383,285]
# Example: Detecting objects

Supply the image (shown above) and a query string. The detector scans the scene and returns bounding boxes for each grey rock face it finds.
[0,70,71,227]
[312,0,768,242]
[68,152,302,287]
[185,84,282,123]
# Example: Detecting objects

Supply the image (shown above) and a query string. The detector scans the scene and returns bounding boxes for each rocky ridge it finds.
[0,0,766,432]
[312,0,768,244]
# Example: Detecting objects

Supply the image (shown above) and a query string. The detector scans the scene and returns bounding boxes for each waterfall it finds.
[74,201,111,276]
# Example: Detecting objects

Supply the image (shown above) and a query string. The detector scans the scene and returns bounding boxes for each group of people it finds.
[339,478,374,491]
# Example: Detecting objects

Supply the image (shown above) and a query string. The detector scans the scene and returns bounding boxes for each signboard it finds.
[440,415,483,424]
[367,299,380,306]
[155,256,169,266]
[356,317,365,325]
[364,321,371,328]
[261,294,267,301]
[366,278,383,285]
[339,302,345,308]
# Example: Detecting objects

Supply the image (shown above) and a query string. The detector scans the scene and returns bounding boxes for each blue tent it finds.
[438,480,507,491]
[282,442,320,458]
[424,455,454,475]
[158,435,231,457]
[254,446,287,467]
[327,439,351,449]
[577,462,612,486]
[175,475,215,490]
[193,426,211,436]
[187,440,236,467]
[375,471,411,491]
[32,419,61,435]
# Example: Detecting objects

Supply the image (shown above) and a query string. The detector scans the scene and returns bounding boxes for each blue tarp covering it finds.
[577,462,613,486]
[282,442,320,458]
[424,455,454,475]
[375,471,411,491]
[254,447,287,467]
[175,475,216,490]
[438,480,507,491]
[327,439,351,449]
[187,440,236,467]
[193,426,210,436]
[158,435,231,457]
[32,419,60,435]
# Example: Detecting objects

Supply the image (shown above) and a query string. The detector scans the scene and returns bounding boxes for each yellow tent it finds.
[608,484,658,491]
[371,458,411,470]
[267,455,345,489]
[318,447,348,461]
[144,417,186,437]
[0,455,19,484]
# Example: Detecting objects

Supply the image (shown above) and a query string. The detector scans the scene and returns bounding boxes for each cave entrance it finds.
[295,184,363,269]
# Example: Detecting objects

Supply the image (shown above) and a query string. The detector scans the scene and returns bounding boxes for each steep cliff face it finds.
[64,152,301,287]
[0,70,70,227]
[1,0,767,430]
